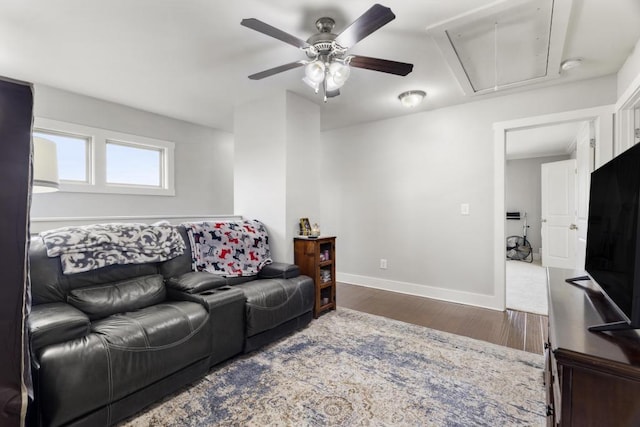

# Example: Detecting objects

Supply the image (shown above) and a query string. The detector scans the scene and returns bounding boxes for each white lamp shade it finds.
[327,62,350,90]
[302,76,320,91]
[33,137,59,193]
[304,60,326,84]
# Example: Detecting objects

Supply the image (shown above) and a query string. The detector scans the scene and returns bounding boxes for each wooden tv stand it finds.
[546,268,640,426]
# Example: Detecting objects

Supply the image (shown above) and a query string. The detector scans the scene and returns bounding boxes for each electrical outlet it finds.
[380,259,388,269]
[460,203,470,215]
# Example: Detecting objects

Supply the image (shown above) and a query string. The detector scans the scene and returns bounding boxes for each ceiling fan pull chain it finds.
[322,73,328,103]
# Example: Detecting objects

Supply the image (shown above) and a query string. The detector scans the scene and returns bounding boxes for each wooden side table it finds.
[294,236,336,318]
[546,268,640,425]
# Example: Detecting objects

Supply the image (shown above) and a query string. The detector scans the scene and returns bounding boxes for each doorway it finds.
[505,147,581,315]
[504,124,585,314]
[492,105,615,312]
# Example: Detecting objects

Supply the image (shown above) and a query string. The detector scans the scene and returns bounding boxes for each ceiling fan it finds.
[241,4,414,102]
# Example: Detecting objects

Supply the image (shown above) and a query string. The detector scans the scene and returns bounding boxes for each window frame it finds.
[32,128,92,184]
[34,117,175,196]
[105,139,164,188]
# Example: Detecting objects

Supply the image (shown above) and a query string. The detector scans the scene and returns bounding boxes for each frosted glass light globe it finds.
[329,62,350,86]
[398,90,426,108]
[305,61,325,83]
[302,76,320,92]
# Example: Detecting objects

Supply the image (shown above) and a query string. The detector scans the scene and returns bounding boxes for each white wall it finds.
[234,93,287,260]
[505,155,570,254]
[285,92,321,253]
[30,85,234,219]
[320,75,617,308]
[234,91,321,262]
[618,37,640,99]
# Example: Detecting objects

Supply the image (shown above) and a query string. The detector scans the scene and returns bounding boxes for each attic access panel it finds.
[427,0,573,96]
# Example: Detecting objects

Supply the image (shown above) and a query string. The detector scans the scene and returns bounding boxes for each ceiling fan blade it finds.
[350,55,413,76]
[248,61,305,80]
[334,4,396,48]
[241,18,310,49]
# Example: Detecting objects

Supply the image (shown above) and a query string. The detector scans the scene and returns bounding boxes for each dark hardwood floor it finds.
[336,282,548,355]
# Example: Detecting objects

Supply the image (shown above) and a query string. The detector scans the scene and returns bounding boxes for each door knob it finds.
[569,224,578,230]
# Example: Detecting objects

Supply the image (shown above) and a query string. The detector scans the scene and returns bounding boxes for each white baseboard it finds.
[337,272,504,311]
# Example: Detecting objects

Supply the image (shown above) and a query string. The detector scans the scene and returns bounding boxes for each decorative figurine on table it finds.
[311,223,321,237]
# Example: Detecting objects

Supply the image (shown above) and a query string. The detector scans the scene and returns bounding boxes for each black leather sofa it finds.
[27,225,314,426]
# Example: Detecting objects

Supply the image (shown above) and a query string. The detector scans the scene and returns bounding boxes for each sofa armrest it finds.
[167,286,245,312]
[258,262,300,279]
[28,303,90,353]
[166,271,228,294]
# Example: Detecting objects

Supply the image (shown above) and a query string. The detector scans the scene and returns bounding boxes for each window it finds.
[33,117,175,196]
[33,131,90,183]
[106,141,162,187]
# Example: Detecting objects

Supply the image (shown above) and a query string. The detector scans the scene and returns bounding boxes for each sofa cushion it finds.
[234,276,314,337]
[91,301,208,349]
[29,236,160,305]
[67,274,166,320]
[158,225,193,279]
[91,302,211,400]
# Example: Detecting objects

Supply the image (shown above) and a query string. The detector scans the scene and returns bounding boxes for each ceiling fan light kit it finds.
[241,4,413,102]
[398,90,426,108]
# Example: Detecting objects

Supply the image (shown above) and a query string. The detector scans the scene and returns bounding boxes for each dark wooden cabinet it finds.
[546,268,640,426]
[294,236,336,318]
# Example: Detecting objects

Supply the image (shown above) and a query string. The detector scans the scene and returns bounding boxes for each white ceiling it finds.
[0,0,639,132]
[427,0,568,95]
[506,121,585,160]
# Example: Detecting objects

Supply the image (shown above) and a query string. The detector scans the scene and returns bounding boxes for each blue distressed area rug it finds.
[121,308,545,426]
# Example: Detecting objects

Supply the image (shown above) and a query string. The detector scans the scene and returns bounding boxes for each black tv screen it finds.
[585,142,640,328]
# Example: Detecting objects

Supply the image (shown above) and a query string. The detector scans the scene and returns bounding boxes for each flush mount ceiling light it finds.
[560,58,583,71]
[241,5,413,102]
[398,90,426,108]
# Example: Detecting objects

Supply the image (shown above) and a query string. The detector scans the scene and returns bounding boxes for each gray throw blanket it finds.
[40,223,185,274]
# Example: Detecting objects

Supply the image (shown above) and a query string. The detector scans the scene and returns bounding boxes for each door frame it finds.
[492,105,614,311]
[615,75,640,154]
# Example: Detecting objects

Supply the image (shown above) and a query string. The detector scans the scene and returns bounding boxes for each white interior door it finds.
[541,159,577,268]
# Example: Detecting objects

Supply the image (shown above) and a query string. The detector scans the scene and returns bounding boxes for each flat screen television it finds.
[582,142,640,332]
